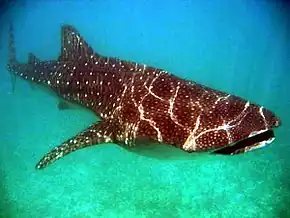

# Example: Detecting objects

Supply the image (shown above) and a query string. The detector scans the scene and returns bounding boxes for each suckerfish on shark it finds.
[7,24,281,169]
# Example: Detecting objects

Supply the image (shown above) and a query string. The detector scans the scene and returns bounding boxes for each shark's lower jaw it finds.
[240,136,275,154]
[213,129,275,155]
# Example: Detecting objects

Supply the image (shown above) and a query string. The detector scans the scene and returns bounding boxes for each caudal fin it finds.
[7,23,17,92]
[8,23,17,64]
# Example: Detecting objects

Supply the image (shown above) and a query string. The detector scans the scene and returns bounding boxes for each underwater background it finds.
[0,0,289,217]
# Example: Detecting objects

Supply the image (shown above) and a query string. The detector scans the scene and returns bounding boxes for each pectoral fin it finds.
[36,121,114,169]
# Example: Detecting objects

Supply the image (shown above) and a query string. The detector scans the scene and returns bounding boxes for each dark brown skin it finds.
[7,24,281,169]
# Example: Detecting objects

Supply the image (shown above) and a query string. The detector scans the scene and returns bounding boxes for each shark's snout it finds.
[262,107,281,129]
[212,104,281,155]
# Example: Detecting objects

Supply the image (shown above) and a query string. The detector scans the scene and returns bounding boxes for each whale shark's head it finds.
[212,99,281,155]
[183,93,281,155]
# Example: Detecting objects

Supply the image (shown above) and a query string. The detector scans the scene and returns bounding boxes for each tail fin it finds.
[8,23,17,92]
[9,23,17,64]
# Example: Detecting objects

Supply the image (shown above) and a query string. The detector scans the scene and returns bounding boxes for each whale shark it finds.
[7,24,281,169]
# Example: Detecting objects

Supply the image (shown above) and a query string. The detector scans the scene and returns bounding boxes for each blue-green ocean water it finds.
[0,0,289,217]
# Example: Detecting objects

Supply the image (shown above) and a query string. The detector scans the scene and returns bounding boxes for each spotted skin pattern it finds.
[7,24,281,169]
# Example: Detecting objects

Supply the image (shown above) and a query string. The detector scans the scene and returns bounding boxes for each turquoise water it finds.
[0,0,289,217]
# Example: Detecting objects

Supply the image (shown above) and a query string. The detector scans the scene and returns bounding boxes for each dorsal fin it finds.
[58,25,100,61]
[28,53,40,64]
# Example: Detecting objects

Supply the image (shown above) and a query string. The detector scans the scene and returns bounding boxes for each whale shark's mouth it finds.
[213,129,275,155]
